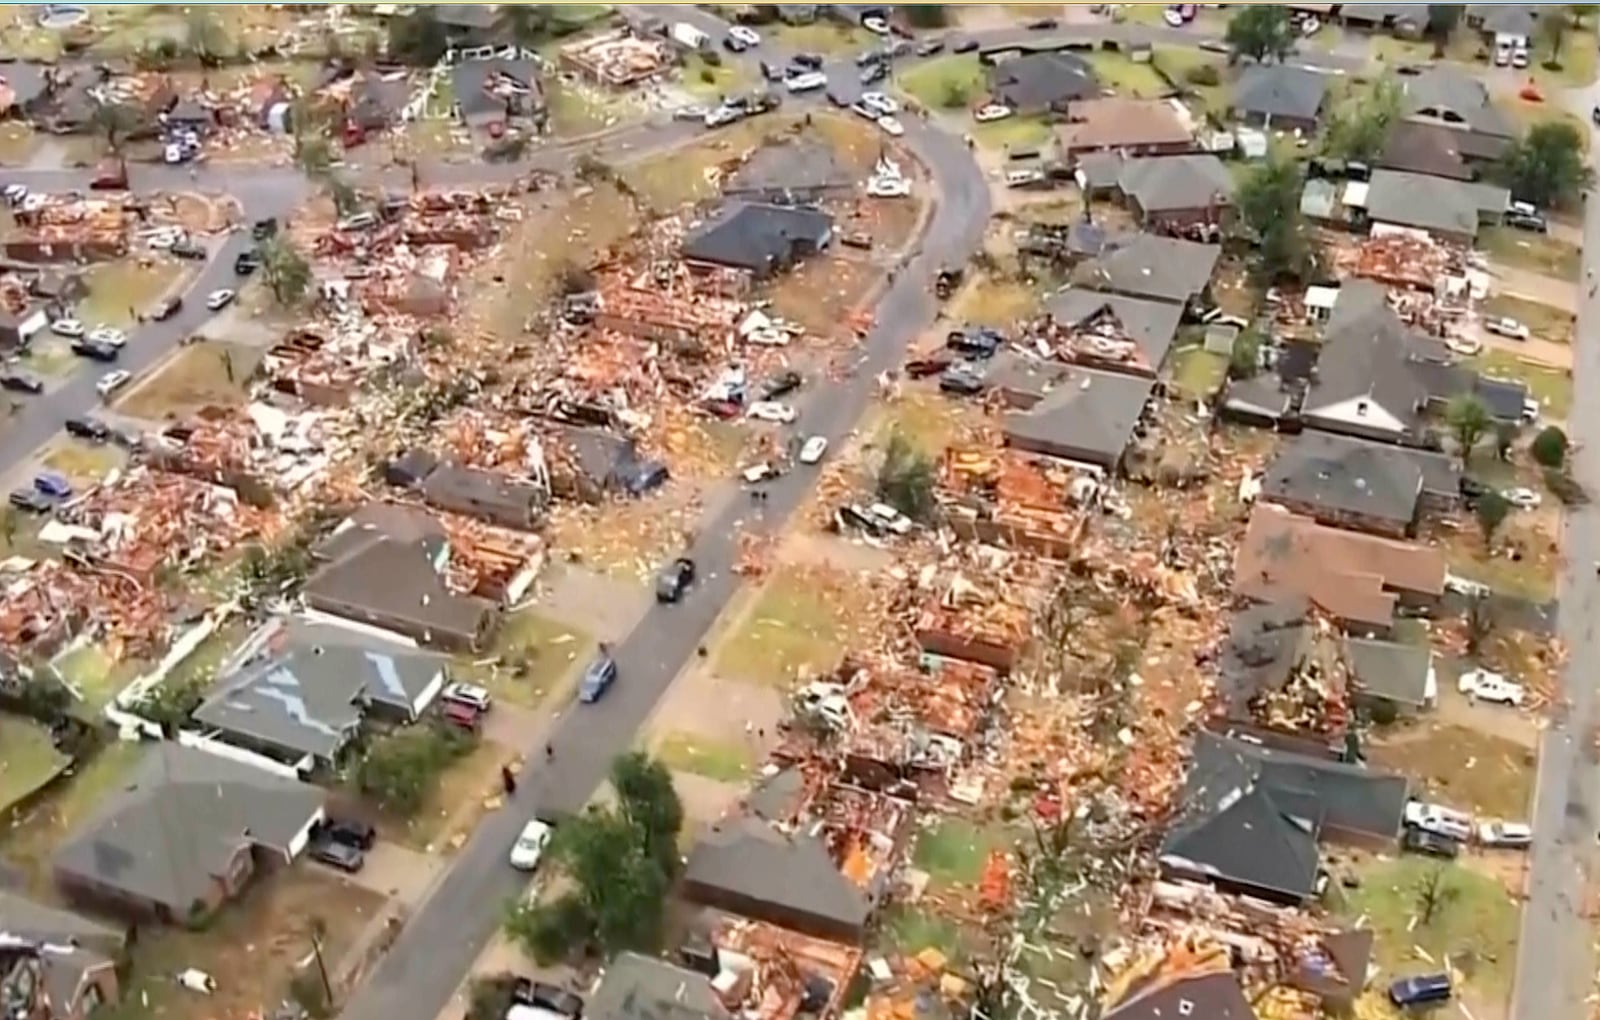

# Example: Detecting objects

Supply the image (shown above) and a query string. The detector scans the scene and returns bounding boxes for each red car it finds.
[441,700,482,733]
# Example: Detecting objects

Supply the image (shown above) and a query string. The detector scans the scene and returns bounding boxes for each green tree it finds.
[1532,425,1569,467]
[467,975,520,1020]
[1464,592,1495,656]
[260,235,313,306]
[388,7,449,65]
[1228,330,1261,380]
[327,174,361,216]
[137,679,206,729]
[91,102,140,154]
[1235,153,1315,281]
[356,724,473,815]
[901,5,948,28]
[495,5,550,48]
[1446,393,1493,462]
[293,129,334,179]
[1426,4,1463,53]
[611,751,684,878]
[876,432,937,522]
[1539,9,1570,62]
[1225,5,1295,63]
[1323,77,1401,162]
[185,6,231,63]
[1498,120,1593,209]
[938,79,973,109]
[1475,490,1512,548]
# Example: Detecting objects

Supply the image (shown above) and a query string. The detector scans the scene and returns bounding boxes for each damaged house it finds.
[452,59,545,132]
[389,449,548,531]
[1077,153,1234,232]
[1215,599,1350,747]
[1260,431,1461,537]
[1041,287,1183,376]
[0,891,126,1020]
[1071,233,1220,308]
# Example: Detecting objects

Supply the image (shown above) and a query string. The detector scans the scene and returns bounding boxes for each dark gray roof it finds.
[1345,638,1433,707]
[1162,781,1322,900]
[1263,432,1460,524]
[726,139,852,198]
[54,743,324,915]
[1363,169,1508,238]
[682,202,834,274]
[420,461,545,523]
[1233,64,1329,122]
[588,954,729,1020]
[988,51,1098,110]
[684,818,871,930]
[1105,973,1257,1020]
[1044,287,1182,368]
[1340,4,1426,26]
[194,648,365,760]
[1400,66,1515,140]
[1074,233,1220,304]
[1000,362,1156,465]
[1217,599,1311,720]
[1117,154,1234,214]
[745,765,807,823]
[1301,281,1445,434]
[0,890,123,1012]
[1477,4,1538,37]
[1222,373,1298,420]
[1475,375,1532,421]
[436,4,498,30]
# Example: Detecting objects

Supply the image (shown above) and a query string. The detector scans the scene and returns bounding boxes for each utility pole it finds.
[309,916,334,1008]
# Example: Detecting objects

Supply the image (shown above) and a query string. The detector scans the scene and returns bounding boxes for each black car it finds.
[70,339,118,362]
[946,326,1004,358]
[861,61,888,84]
[149,295,183,321]
[761,370,802,400]
[905,356,952,379]
[65,417,110,442]
[513,980,584,1019]
[234,251,261,276]
[1027,16,1058,29]
[310,839,365,873]
[1402,826,1460,859]
[7,489,51,515]
[170,239,206,260]
[855,48,886,67]
[0,371,42,394]
[655,557,697,603]
[915,38,945,56]
[251,217,278,241]
[1593,104,1600,126]
[723,33,749,52]
[951,36,979,53]
[321,816,377,850]
[792,52,824,69]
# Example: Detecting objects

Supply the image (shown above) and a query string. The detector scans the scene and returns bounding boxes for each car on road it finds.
[1458,668,1527,706]
[863,14,889,34]
[723,31,750,52]
[1502,486,1542,509]
[252,217,278,241]
[915,38,945,56]
[71,339,118,362]
[310,839,365,873]
[511,981,584,1018]
[760,370,802,400]
[862,91,899,115]
[148,295,183,321]
[234,251,261,276]
[1,184,27,206]
[791,52,824,70]
[1026,16,1058,29]
[868,174,911,197]
[88,326,126,348]
[509,818,553,871]
[32,472,71,499]
[1401,825,1460,859]
[1444,336,1482,356]
[65,417,110,442]
[728,25,760,47]
[0,371,42,394]
[655,557,697,603]
[951,36,979,53]
[7,489,50,514]
[974,103,1014,122]
[1388,973,1452,1009]
[860,61,888,84]
[1477,820,1533,849]
[800,435,829,464]
[1512,43,1530,68]
[170,238,206,260]
[704,104,744,128]
[1484,316,1528,341]
[578,653,618,703]
[96,370,131,398]
[320,816,376,850]
[784,71,827,92]
[205,288,236,311]
[1404,801,1474,842]
[747,400,797,423]
[442,681,493,713]
[1163,6,1186,26]
[849,100,879,120]
[49,318,84,338]
[876,115,905,137]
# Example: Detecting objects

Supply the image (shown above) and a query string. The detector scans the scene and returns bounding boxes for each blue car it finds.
[578,655,618,704]
[33,472,71,498]
[1388,973,1451,1008]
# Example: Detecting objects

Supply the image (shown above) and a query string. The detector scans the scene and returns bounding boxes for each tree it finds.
[137,679,206,730]
[185,6,231,63]
[1572,4,1600,29]
[1446,393,1493,462]
[1539,9,1570,63]
[91,102,140,154]
[293,130,334,180]
[1475,490,1512,548]
[356,724,473,816]
[1323,77,1401,162]
[1499,120,1593,209]
[467,975,520,1020]
[1532,425,1570,467]
[876,432,937,522]
[1413,865,1460,926]
[1465,591,1496,656]
[327,174,361,216]
[938,79,973,109]
[388,7,449,66]
[1228,330,1261,380]
[1225,5,1295,64]
[259,235,313,306]
[494,5,550,49]
[1426,4,1463,54]
[610,752,684,878]
[901,5,948,28]
[1235,154,1316,282]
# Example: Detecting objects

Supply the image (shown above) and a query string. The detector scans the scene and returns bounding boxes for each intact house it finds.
[53,743,324,925]
[1350,169,1508,244]
[0,890,127,1020]
[0,306,49,351]
[1234,502,1446,636]
[451,58,545,134]
[1468,4,1540,49]
[1070,233,1221,310]
[1260,431,1461,538]
[589,953,732,1020]
[682,202,833,284]
[1160,731,1408,905]
[987,353,1156,473]
[191,619,449,771]
[985,50,1099,115]
[1075,153,1234,232]
[725,138,855,204]
[1378,120,1507,183]
[1055,97,1194,160]
[1041,287,1183,376]
[1230,64,1329,134]
[1346,635,1437,716]
[435,4,502,48]
[304,504,502,652]
[1397,66,1515,163]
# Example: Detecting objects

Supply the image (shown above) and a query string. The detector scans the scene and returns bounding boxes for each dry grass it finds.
[765,257,881,336]
[115,341,260,420]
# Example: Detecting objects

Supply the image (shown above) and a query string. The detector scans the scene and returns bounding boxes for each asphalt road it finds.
[1509,84,1600,1020]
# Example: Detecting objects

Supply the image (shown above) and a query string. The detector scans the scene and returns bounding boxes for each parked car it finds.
[1401,826,1460,859]
[905,356,952,378]
[1,184,27,206]
[1505,210,1547,232]
[1593,104,1600,127]
[310,839,365,873]
[8,489,51,514]
[205,288,236,311]
[800,435,829,464]
[1478,820,1533,849]
[974,104,1014,122]
[866,502,914,535]
[96,370,131,397]
[746,400,797,423]
[50,318,84,338]
[578,653,618,703]
[939,364,986,395]
[850,100,879,121]
[863,14,889,34]
[71,339,118,363]
[1502,486,1542,509]
[1485,316,1529,340]
[1404,801,1474,842]
[1458,668,1527,706]
[320,816,377,850]
[440,699,482,733]
[442,681,493,713]
[915,38,945,56]
[336,212,377,232]
[170,239,207,260]
[509,818,553,871]
[234,251,261,275]
[792,52,824,69]
[0,371,42,394]
[252,217,279,241]
[1512,44,1530,68]
[655,557,697,603]
[951,36,979,53]
[728,24,760,47]
[1388,973,1452,1009]
[149,295,183,321]
[876,115,905,137]
[512,980,584,1018]
[861,91,899,115]
[723,32,750,52]
[65,417,110,442]
[1027,16,1058,29]
[860,61,888,84]
[32,472,71,499]
[760,370,802,400]
[784,71,827,92]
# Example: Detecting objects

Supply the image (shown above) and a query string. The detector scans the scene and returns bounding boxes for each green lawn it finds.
[1471,349,1572,419]
[716,571,852,686]
[1151,47,1227,116]
[972,114,1053,152]
[950,273,1044,324]
[164,622,248,693]
[0,738,142,889]
[875,391,983,457]
[1479,225,1582,283]
[770,22,870,55]
[913,818,1012,888]
[1504,96,1591,153]
[0,715,68,814]
[546,79,631,138]
[1170,346,1229,398]
[41,439,126,484]
[681,53,753,100]
[880,906,964,961]
[1087,52,1168,97]
[51,643,144,714]
[454,610,590,709]
[655,731,753,784]
[898,54,985,110]
[1483,293,1574,345]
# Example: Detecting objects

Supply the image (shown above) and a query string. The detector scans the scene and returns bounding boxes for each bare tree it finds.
[1414,864,1460,926]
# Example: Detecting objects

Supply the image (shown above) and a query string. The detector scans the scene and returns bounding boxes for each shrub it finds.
[1185,63,1221,86]
[1545,467,1590,506]
[1532,425,1569,468]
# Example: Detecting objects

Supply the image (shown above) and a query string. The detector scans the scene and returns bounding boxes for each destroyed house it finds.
[682,202,834,280]
[452,59,544,128]
[1216,600,1350,743]
[1042,287,1183,375]
[990,354,1156,472]
[0,891,125,1020]
[1161,733,1407,903]
[588,953,733,1020]
[53,743,325,924]
[1234,503,1445,635]
[1071,233,1219,307]
[939,447,1091,558]
[420,461,546,531]
[689,912,864,1020]
[1261,432,1461,537]
[547,425,669,500]
[839,659,1002,787]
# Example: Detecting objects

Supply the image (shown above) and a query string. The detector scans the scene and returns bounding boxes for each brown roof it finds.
[1234,504,1445,629]
[1056,97,1191,154]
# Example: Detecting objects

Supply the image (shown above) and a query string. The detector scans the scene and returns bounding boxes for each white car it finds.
[1458,668,1527,706]
[867,176,912,198]
[1503,486,1541,510]
[1445,336,1483,356]
[849,100,879,121]
[508,818,553,871]
[876,115,905,137]
[50,318,84,338]
[800,435,829,464]
[746,400,797,424]
[95,370,131,397]
[728,25,760,47]
[1495,38,1514,65]
[973,104,1014,123]
[442,682,492,712]
[1485,316,1529,341]
[337,211,377,232]
[1163,6,1185,26]
[867,502,913,535]
[1299,15,1321,35]
[1512,44,1530,68]
[1405,801,1474,842]
[205,289,236,311]
[863,15,889,34]
[1477,820,1533,849]
[88,326,126,348]
[704,105,744,128]
[1,183,27,205]
[861,91,899,115]
[784,72,827,93]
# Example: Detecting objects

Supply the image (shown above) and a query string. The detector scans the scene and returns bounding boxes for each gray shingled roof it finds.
[1301,281,1435,433]
[1233,65,1329,123]
[988,51,1098,110]
[1001,364,1155,466]
[1105,972,1258,1020]
[54,743,324,916]
[0,891,123,1013]
[1073,233,1220,304]
[1264,433,1426,524]
[1345,638,1433,707]
[1400,65,1516,139]
[588,953,729,1020]
[1043,287,1183,368]
[684,818,872,930]
[682,202,834,274]
[1162,781,1322,900]
[1362,169,1508,239]
[1117,154,1235,214]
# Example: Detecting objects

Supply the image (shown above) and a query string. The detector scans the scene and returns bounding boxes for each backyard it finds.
[451,608,591,709]
[0,738,144,891]
[654,731,754,784]
[1368,724,1534,820]
[0,714,68,815]
[1480,225,1582,283]
[1483,294,1574,345]
[1471,349,1573,419]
